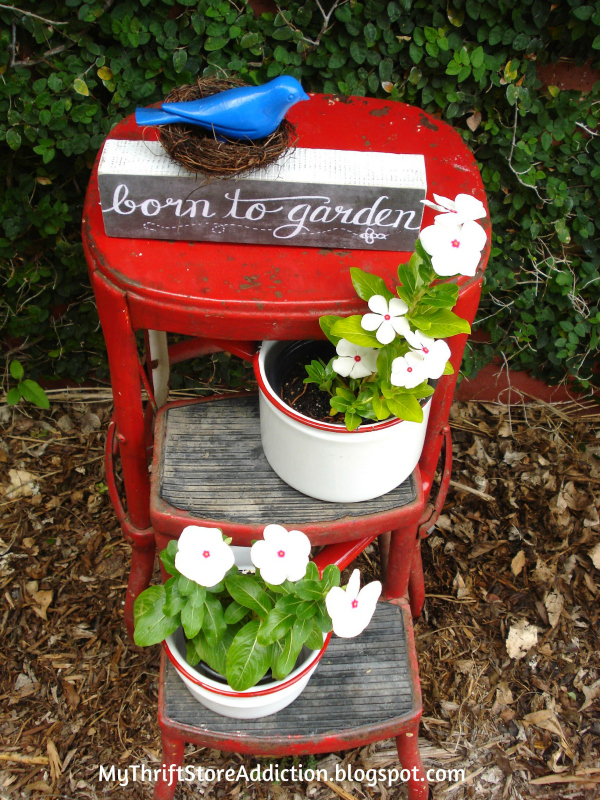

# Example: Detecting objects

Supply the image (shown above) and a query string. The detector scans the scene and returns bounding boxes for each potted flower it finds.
[255,193,487,502]
[133,524,382,719]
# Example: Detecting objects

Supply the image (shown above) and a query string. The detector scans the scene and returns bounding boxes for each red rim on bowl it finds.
[163,631,332,698]
[253,350,404,433]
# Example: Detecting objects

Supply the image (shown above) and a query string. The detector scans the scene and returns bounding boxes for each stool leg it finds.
[408,540,426,619]
[153,732,185,800]
[124,534,156,640]
[396,724,429,800]
[383,524,418,601]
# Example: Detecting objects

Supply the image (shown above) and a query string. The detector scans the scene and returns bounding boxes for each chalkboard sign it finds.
[98,141,427,251]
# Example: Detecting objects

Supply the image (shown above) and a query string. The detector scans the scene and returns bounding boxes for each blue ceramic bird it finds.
[135,76,309,140]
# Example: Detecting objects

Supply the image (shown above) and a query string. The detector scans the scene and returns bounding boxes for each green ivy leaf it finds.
[72,79,90,96]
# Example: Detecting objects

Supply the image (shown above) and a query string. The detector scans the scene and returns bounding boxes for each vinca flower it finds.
[361,295,410,345]
[422,193,486,227]
[175,526,235,588]
[250,524,311,585]
[419,220,487,277]
[332,339,378,379]
[325,569,382,638]
[390,351,430,389]
[402,331,451,379]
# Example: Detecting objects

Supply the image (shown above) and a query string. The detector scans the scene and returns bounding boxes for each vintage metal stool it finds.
[83,94,489,800]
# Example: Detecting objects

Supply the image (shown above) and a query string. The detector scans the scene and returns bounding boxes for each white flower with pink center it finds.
[390,351,429,389]
[361,295,410,345]
[332,339,378,379]
[325,569,382,638]
[250,524,311,585]
[419,220,487,277]
[174,526,235,588]
[422,192,486,227]
[403,330,451,379]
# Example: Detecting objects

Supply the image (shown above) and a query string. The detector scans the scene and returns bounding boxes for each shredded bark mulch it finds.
[1,394,599,799]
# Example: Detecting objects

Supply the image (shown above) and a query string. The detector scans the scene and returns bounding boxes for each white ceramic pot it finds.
[255,340,432,503]
[163,628,330,719]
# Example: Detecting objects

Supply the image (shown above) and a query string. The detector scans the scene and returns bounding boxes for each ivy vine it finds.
[1,0,599,389]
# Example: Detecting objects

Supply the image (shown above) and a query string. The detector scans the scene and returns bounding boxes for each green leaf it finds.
[386,394,424,423]
[321,565,341,593]
[160,540,179,577]
[345,411,362,431]
[72,79,89,96]
[163,576,186,616]
[305,562,319,581]
[295,580,323,601]
[420,283,459,309]
[319,315,342,347]
[6,129,22,151]
[224,600,249,624]
[305,619,325,650]
[173,50,188,73]
[188,583,206,608]
[226,619,271,691]
[331,316,382,348]
[6,388,21,406]
[203,593,227,647]
[133,585,180,647]
[196,625,238,675]
[296,600,319,619]
[224,574,273,617]
[410,308,471,338]
[264,579,295,595]
[177,575,196,596]
[9,360,24,381]
[443,361,455,375]
[18,380,49,409]
[181,598,205,639]
[270,627,305,680]
[257,603,296,645]
[349,268,394,302]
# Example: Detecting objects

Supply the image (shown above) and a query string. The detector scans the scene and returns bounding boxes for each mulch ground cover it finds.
[1,393,599,800]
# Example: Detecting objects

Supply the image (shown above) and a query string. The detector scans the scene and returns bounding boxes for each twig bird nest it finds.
[157,77,297,178]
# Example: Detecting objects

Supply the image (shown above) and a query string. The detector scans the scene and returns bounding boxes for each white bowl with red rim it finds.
[254,340,432,503]
[163,628,331,719]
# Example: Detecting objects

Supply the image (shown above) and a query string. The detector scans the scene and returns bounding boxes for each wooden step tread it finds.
[159,396,417,525]
[163,602,416,739]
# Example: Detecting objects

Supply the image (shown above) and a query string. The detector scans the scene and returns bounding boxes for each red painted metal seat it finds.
[84,94,489,800]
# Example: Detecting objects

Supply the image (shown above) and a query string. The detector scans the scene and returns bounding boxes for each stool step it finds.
[157,396,416,525]
[162,602,417,742]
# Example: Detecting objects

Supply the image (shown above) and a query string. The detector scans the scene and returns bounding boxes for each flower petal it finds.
[332,356,353,377]
[388,297,408,317]
[336,338,356,357]
[391,316,411,337]
[433,193,455,211]
[361,313,383,332]
[454,193,486,221]
[262,524,289,544]
[375,320,396,345]
[325,586,350,620]
[346,569,361,600]
[288,529,312,558]
[361,350,379,373]
[350,360,373,379]
[368,295,389,315]
[461,219,487,251]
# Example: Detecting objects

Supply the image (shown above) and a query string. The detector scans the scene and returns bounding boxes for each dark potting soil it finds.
[280,359,338,423]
